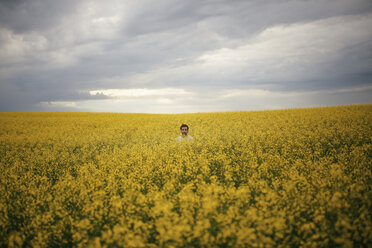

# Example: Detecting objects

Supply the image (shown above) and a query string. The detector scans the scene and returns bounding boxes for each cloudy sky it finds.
[1,0,371,113]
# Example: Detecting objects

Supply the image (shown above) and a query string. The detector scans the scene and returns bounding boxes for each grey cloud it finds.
[0,0,81,33]
[0,77,112,112]
[0,0,371,112]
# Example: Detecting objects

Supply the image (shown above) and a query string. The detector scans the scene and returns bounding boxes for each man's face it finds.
[181,127,188,136]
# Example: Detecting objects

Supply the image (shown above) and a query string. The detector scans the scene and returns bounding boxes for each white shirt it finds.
[176,135,195,142]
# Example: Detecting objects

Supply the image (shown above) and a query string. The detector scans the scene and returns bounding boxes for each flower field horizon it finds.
[0,104,371,247]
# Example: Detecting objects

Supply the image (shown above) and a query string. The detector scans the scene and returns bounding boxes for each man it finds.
[176,124,195,142]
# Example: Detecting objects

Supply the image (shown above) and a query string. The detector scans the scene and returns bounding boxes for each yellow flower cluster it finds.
[0,104,371,247]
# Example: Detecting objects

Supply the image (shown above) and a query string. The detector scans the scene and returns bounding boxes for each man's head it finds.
[180,124,189,136]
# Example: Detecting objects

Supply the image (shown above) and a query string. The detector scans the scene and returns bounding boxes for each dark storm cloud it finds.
[0,0,371,112]
[0,0,80,33]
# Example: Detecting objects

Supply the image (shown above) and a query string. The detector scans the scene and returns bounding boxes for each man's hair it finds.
[180,124,189,130]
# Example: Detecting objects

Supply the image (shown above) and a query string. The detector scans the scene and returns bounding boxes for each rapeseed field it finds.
[0,104,371,247]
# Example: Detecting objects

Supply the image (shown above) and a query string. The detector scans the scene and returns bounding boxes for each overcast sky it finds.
[0,0,371,113]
